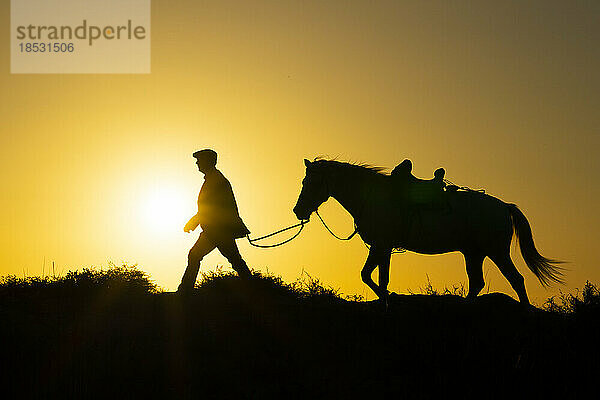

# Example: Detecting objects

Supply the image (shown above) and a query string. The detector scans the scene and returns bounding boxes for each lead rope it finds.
[246,206,359,248]
[246,220,309,248]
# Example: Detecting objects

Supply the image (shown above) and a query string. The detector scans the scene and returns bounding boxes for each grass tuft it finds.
[542,280,600,314]
[0,262,158,297]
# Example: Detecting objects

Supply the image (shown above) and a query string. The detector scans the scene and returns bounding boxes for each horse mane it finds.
[312,157,389,178]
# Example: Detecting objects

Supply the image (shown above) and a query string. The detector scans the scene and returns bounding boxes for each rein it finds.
[315,210,358,241]
[316,209,405,253]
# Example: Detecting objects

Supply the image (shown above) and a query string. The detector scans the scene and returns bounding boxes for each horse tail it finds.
[507,203,565,287]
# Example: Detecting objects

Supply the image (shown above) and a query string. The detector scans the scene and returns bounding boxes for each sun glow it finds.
[141,186,190,234]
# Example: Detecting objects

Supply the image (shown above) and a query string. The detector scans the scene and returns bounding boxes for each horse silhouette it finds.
[293,159,564,305]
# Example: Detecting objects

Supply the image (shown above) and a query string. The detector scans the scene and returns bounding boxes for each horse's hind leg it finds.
[463,253,485,299]
[489,251,530,305]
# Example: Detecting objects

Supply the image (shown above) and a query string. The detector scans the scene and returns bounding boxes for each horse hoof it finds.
[378,296,389,311]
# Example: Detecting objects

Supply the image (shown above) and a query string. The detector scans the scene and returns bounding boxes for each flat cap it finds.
[193,149,217,165]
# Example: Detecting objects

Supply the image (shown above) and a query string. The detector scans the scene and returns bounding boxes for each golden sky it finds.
[1,0,598,304]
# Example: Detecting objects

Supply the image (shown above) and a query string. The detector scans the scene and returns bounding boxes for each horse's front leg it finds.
[378,248,392,298]
[361,246,391,300]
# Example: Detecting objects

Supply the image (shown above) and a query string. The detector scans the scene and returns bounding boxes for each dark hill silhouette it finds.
[1,265,598,399]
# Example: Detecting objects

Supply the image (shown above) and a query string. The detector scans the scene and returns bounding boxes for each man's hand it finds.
[184,215,200,233]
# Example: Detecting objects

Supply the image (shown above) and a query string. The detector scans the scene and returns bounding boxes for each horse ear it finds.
[304,159,312,167]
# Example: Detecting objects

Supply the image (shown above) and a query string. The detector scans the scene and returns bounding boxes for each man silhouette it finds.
[178,149,251,293]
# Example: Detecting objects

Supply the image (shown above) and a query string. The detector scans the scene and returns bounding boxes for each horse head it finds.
[293,159,330,220]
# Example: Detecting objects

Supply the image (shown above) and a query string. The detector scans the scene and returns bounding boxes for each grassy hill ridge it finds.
[1,265,598,399]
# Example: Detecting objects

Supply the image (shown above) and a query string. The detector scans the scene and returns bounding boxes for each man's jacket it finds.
[195,169,250,239]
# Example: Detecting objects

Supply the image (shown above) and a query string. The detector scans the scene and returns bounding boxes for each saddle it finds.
[391,159,447,209]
